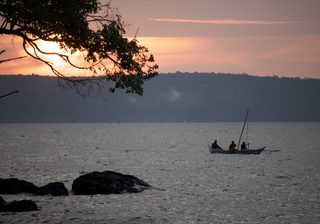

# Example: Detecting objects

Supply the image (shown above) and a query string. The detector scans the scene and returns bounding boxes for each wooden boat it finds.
[209,108,265,155]
[208,145,265,154]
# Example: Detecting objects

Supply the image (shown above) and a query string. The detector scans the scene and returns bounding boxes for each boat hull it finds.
[209,146,265,154]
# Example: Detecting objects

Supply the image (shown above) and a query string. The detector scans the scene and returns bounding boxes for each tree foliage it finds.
[0,0,158,95]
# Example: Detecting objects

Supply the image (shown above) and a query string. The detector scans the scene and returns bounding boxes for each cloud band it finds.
[150,18,300,25]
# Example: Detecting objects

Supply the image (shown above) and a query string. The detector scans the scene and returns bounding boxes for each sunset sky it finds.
[1,0,320,78]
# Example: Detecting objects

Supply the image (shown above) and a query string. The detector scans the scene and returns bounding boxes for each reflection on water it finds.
[0,123,319,223]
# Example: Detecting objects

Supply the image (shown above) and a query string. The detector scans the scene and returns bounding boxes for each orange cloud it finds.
[150,18,301,25]
[1,35,319,79]
[138,35,320,78]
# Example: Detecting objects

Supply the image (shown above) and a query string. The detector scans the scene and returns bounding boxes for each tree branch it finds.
[0,0,158,95]
[0,56,26,64]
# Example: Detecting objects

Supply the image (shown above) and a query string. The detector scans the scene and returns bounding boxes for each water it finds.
[0,123,319,223]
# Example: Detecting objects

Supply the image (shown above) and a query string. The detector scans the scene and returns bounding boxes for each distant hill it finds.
[0,73,320,122]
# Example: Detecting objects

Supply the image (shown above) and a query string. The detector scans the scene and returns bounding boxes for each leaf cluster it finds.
[0,0,158,95]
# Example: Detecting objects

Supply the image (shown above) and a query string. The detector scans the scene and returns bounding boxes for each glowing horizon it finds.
[1,35,319,79]
[1,0,320,79]
[137,35,320,79]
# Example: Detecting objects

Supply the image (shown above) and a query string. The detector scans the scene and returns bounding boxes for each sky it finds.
[1,0,320,78]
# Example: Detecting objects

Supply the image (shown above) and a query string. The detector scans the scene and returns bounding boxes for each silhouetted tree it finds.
[0,0,158,95]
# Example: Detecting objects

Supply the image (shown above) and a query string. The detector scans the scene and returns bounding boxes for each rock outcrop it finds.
[0,196,5,205]
[0,197,38,212]
[72,171,150,195]
[0,178,38,194]
[0,178,68,196]
[36,182,69,196]
[0,171,150,212]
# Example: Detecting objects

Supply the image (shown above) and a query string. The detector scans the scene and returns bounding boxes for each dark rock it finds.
[0,200,38,212]
[72,171,150,195]
[0,178,38,194]
[0,196,5,205]
[36,182,69,196]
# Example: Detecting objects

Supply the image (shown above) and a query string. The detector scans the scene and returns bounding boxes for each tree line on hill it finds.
[0,73,319,122]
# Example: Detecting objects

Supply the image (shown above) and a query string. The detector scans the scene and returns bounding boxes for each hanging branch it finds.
[0,50,26,64]
[0,0,158,95]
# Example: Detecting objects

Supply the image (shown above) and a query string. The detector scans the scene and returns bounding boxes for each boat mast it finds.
[237,108,249,150]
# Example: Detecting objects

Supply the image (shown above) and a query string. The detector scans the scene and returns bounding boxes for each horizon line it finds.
[1,72,317,80]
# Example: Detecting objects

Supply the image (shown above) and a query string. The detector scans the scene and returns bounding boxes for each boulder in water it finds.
[0,196,5,205]
[72,171,150,195]
[36,182,69,196]
[0,198,38,212]
[0,178,38,194]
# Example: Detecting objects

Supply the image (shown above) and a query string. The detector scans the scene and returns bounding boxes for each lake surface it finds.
[0,123,319,223]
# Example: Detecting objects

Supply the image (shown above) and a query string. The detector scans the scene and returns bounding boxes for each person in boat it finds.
[211,140,222,149]
[241,141,247,151]
[229,141,237,153]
